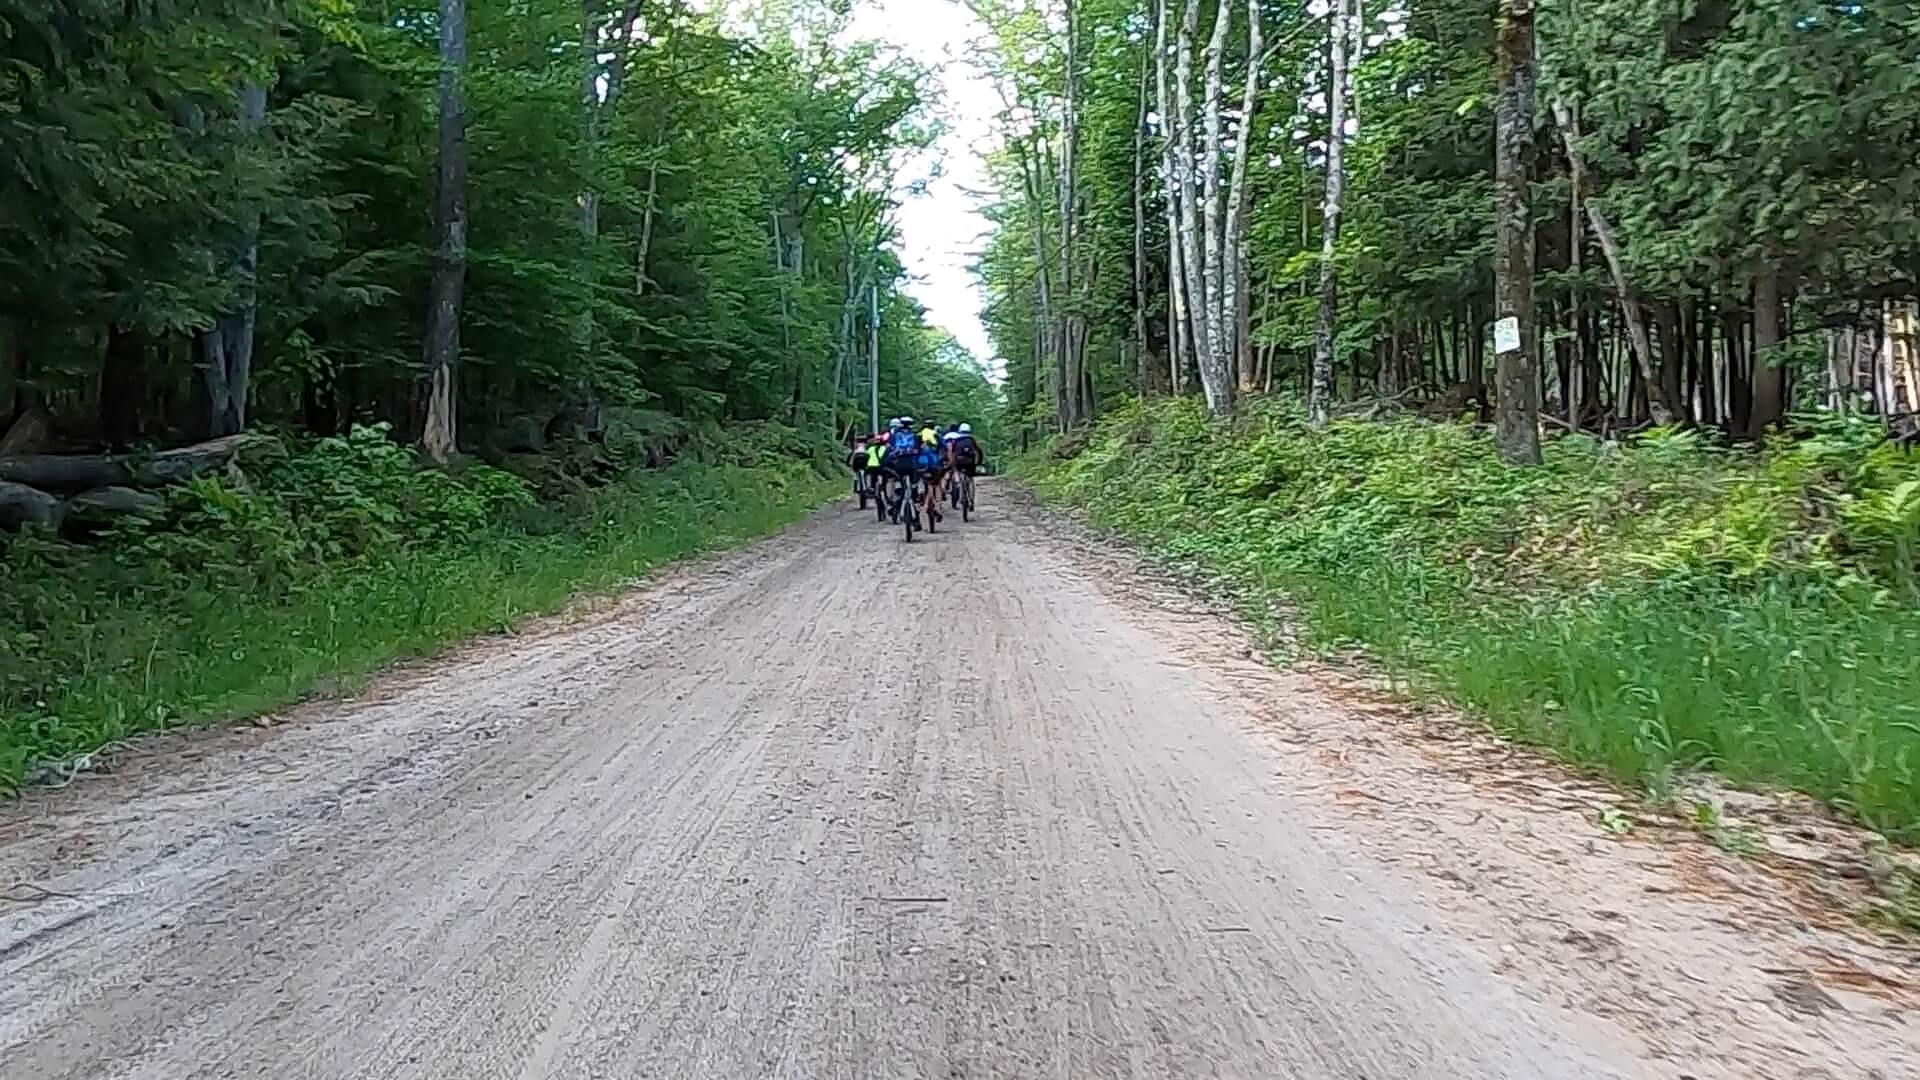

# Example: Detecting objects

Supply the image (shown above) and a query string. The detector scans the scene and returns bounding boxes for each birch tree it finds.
[1308,0,1351,427]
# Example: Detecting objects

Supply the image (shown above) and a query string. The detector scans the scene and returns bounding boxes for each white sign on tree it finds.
[1493,316,1522,355]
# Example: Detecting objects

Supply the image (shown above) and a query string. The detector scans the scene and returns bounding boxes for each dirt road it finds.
[2,486,1912,1078]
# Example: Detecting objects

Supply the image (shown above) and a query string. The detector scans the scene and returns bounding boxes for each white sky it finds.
[846,0,1000,371]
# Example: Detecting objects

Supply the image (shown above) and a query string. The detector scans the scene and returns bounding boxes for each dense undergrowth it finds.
[1018,397,1920,843]
[0,423,838,791]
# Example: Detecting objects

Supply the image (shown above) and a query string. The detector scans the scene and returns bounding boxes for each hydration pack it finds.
[950,435,979,465]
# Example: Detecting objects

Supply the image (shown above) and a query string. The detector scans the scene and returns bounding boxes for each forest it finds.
[0,0,999,787]
[978,0,1920,849]
[973,0,1920,440]
[1,0,1002,466]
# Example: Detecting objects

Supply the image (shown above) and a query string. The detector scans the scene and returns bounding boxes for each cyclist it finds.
[948,422,982,508]
[940,426,963,505]
[847,434,870,497]
[915,420,946,525]
[862,431,888,505]
[951,422,982,468]
[882,418,921,523]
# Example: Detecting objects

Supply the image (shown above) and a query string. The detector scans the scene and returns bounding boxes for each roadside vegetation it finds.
[0,423,838,792]
[1020,397,1920,843]
[1,4,998,789]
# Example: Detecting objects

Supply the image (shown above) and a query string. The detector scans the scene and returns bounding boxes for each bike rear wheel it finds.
[961,473,973,522]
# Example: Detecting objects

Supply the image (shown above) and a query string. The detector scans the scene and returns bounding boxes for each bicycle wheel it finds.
[877,477,890,523]
[961,473,973,522]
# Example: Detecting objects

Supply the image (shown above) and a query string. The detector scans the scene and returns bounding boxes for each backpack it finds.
[888,428,917,454]
[950,434,979,465]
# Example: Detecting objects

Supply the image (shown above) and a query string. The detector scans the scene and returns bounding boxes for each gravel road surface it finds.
[3,485,1911,1079]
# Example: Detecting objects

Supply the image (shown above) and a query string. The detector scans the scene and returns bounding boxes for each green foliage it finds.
[1020,397,1920,841]
[0,425,836,790]
[0,0,991,449]
[978,0,1920,432]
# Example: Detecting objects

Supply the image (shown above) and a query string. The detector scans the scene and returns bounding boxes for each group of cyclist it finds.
[847,417,985,539]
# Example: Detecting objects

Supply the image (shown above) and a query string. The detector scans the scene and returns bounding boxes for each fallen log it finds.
[132,434,264,487]
[63,486,168,536]
[0,433,266,494]
[0,453,131,493]
[0,480,61,530]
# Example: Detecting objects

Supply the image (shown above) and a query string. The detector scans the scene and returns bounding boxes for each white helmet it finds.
[958,423,972,434]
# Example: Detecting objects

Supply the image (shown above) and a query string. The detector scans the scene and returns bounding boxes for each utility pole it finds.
[868,281,880,432]
[1492,0,1541,463]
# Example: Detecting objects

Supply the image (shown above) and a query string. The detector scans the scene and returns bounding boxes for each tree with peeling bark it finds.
[421,0,468,466]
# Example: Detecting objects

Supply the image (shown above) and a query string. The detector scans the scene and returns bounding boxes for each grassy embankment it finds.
[0,423,839,791]
[1017,396,1920,844]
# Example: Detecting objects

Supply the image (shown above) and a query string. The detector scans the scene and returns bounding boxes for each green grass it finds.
[1018,396,1920,842]
[1,453,836,791]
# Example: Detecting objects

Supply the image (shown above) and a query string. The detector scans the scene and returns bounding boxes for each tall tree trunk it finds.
[1169,235,1192,394]
[421,0,467,465]
[1724,307,1752,432]
[1492,0,1541,463]
[1012,134,1056,422]
[1059,0,1086,427]
[1194,0,1234,413]
[1154,0,1189,394]
[576,0,603,368]
[1223,0,1263,398]
[869,281,881,433]
[1654,301,1690,424]
[636,157,660,301]
[99,325,146,450]
[1747,270,1788,437]
[1131,43,1156,395]
[1173,0,1210,396]
[192,83,268,438]
[1567,115,1583,431]
[1694,300,1718,426]
[1308,0,1350,427]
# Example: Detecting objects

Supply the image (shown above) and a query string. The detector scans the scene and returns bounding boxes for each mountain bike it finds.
[895,471,923,541]
[955,469,975,522]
